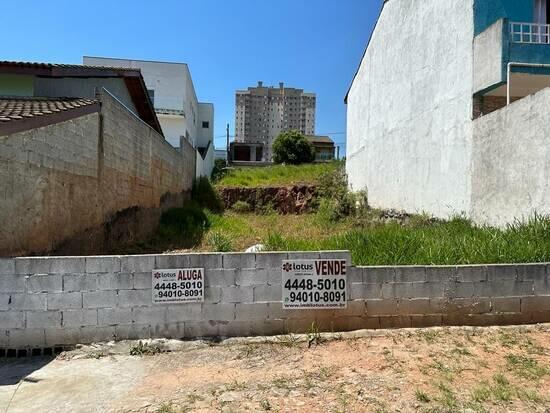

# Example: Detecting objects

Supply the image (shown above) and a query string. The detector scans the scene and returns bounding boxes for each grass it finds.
[186,209,550,266]
[129,341,161,356]
[215,162,339,187]
[128,159,550,265]
[505,354,550,380]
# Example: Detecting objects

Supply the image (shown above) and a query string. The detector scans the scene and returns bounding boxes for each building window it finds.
[147,89,155,106]
[202,121,210,129]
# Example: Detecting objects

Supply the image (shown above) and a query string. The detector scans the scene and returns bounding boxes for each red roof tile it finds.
[0,97,100,136]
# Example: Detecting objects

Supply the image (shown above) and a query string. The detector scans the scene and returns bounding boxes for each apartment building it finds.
[83,56,214,177]
[346,0,550,227]
[234,81,316,161]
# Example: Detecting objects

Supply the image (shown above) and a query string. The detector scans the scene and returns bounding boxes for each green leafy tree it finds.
[272,130,315,164]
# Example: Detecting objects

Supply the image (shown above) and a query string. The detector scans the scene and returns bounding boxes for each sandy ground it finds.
[0,325,549,413]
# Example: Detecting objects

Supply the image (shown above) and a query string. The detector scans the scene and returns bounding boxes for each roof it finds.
[0,97,100,137]
[0,61,162,134]
[344,1,387,104]
[0,61,139,77]
[306,135,334,144]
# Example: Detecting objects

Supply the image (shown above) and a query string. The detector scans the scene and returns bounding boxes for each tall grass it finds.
[264,215,550,266]
[216,162,339,187]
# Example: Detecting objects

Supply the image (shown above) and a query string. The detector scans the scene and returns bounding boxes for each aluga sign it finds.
[282,259,347,309]
[152,268,204,304]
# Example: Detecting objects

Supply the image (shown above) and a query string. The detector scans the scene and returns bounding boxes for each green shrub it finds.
[232,201,252,213]
[207,231,233,252]
[211,158,228,182]
[315,161,360,221]
[159,202,210,244]
[272,130,315,164]
[192,176,223,212]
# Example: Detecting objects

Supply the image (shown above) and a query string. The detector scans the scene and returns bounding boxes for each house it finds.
[346,0,550,227]
[0,61,196,256]
[306,135,336,161]
[83,56,214,178]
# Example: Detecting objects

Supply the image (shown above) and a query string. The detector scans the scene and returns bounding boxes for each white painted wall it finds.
[159,115,187,149]
[471,87,550,226]
[83,57,213,155]
[473,19,504,94]
[346,0,474,218]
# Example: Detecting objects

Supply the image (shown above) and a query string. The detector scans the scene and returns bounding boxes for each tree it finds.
[272,130,316,164]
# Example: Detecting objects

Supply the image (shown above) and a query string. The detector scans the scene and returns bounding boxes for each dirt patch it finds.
[218,185,317,214]
[1,325,548,413]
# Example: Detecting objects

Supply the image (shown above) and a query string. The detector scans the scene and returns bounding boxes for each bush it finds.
[232,201,252,213]
[207,231,233,252]
[192,176,223,212]
[211,158,228,182]
[272,130,315,165]
[159,202,210,245]
[315,161,362,221]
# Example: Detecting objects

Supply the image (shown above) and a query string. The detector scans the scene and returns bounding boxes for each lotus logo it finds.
[282,263,292,272]
[153,272,162,279]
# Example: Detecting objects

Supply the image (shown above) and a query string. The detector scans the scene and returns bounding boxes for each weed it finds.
[275,333,299,348]
[498,331,520,348]
[492,373,513,403]
[192,176,224,212]
[129,341,161,356]
[471,383,491,403]
[157,202,210,248]
[84,351,106,359]
[382,347,404,373]
[271,376,294,390]
[436,382,458,409]
[415,389,431,403]
[207,231,233,252]
[505,354,550,380]
[186,393,204,404]
[231,201,252,213]
[259,399,272,411]
[225,379,246,391]
[306,322,322,348]
[156,402,183,413]
[429,360,456,381]
[418,330,440,344]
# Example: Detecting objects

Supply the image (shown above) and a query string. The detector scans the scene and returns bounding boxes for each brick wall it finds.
[0,89,196,256]
[1,251,549,351]
[473,95,521,118]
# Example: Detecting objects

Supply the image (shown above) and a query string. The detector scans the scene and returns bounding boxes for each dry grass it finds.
[124,325,550,413]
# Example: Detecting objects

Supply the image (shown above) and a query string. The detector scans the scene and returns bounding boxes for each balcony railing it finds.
[511,22,550,44]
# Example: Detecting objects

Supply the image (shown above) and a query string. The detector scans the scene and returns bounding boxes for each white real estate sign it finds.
[152,268,204,304]
[282,259,347,309]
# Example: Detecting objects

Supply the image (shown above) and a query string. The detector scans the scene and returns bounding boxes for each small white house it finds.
[84,56,214,178]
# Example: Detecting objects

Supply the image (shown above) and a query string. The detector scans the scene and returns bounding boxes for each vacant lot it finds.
[1,325,548,413]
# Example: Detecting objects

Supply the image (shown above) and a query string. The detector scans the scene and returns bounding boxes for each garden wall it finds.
[1,251,549,352]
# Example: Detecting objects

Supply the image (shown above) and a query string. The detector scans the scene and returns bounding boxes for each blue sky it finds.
[0,0,382,153]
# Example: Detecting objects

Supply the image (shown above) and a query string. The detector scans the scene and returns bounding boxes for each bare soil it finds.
[1,325,549,413]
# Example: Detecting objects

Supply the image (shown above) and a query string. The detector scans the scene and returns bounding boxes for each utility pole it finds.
[336,145,340,160]
[226,123,230,166]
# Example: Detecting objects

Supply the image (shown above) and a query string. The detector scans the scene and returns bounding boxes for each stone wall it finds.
[0,89,196,256]
[1,251,549,352]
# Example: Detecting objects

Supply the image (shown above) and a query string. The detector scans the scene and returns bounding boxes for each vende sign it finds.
[282,259,347,309]
[152,268,204,304]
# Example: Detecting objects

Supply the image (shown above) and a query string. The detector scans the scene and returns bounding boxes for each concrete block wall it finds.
[0,90,195,256]
[1,252,550,350]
